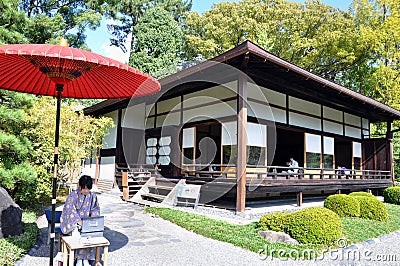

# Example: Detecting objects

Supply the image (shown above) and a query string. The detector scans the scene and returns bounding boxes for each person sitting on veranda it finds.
[282,157,299,176]
[288,157,299,174]
[336,165,350,177]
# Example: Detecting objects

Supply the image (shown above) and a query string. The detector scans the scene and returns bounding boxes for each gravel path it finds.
[15,193,400,266]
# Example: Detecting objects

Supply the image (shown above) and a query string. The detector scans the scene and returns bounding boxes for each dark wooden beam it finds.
[296,191,303,207]
[116,109,123,165]
[100,148,116,157]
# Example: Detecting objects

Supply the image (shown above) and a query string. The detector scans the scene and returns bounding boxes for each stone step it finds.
[147,185,173,189]
[97,179,114,192]
[127,197,162,207]
[141,193,166,203]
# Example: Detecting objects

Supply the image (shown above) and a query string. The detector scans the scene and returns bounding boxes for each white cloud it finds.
[100,20,132,64]
[101,42,130,64]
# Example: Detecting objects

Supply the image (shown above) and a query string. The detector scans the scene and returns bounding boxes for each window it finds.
[222,122,237,165]
[324,154,334,169]
[305,133,321,168]
[223,145,237,164]
[323,136,334,169]
[182,128,195,164]
[247,146,266,166]
[146,138,157,164]
[306,152,321,168]
[158,137,171,165]
[183,148,194,164]
[246,123,267,166]
[221,122,267,166]
[145,136,172,165]
[353,142,362,170]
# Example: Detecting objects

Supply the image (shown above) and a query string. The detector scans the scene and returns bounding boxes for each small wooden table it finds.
[61,236,110,266]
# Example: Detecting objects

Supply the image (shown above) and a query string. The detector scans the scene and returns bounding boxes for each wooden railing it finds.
[182,164,391,180]
[115,164,161,186]
[182,164,236,178]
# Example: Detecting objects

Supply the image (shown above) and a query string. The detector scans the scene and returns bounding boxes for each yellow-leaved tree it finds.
[23,97,114,198]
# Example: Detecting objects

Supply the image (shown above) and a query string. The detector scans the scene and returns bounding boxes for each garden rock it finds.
[0,187,22,238]
[258,230,299,244]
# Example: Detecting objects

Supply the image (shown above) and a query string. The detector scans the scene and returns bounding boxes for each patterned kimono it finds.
[60,188,100,260]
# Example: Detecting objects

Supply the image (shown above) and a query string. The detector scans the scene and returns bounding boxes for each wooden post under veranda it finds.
[122,171,129,201]
[236,73,247,212]
[387,121,395,186]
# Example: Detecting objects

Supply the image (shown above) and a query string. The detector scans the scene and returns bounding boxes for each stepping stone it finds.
[118,220,145,228]
[146,239,170,245]
[128,242,145,247]
[105,216,131,222]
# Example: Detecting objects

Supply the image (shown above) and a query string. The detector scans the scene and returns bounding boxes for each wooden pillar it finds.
[94,148,100,185]
[296,191,303,207]
[236,73,247,212]
[387,121,395,186]
[122,171,129,201]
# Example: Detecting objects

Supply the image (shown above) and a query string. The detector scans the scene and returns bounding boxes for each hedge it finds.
[284,207,342,245]
[353,196,388,221]
[258,208,343,245]
[258,212,290,232]
[349,191,375,198]
[324,194,360,217]
[383,187,400,204]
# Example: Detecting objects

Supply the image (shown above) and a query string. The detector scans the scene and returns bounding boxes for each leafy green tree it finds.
[350,0,400,109]
[183,0,259,60]
[20,0,106,46]
[353,0,400,179]
[0,90,37,206]
[0,0,28,44]
[106,0,191,53]
[183,0,361,81]
[129,5,182,78]
[23,97,114,191]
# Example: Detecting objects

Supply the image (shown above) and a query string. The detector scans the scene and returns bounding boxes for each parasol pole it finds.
[49,84,63,266]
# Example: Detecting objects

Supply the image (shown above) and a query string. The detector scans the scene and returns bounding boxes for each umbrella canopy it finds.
[0,42,160,266]
[0,43,160,98]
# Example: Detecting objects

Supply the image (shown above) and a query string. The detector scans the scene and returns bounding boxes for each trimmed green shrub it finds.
[349,191,375,198]
[383,187,400,204]
[324,194,360,217]
[353,196,388,221]
[258,212,290,232]
[285,207,342,245]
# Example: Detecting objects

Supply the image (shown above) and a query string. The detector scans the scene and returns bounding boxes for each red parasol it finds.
[0,41,160,265]
[0,43,158,98]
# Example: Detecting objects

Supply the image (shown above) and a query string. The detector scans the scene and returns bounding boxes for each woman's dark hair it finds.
[79,175,93,189]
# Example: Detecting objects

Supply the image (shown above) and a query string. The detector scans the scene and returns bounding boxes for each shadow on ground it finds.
[103,229,129,252]
[29,226,129,258]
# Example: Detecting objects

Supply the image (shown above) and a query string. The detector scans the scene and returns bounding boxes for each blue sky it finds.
[87,0,353,63]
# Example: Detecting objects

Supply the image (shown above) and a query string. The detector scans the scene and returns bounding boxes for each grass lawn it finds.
[145,207,324,259]
[342,203,400,244]
[146,203,400,260]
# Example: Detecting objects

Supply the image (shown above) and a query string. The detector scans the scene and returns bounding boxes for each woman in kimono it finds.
[60,175,100,266]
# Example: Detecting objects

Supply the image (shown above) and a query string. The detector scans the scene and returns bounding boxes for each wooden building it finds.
[84,41,400,211]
